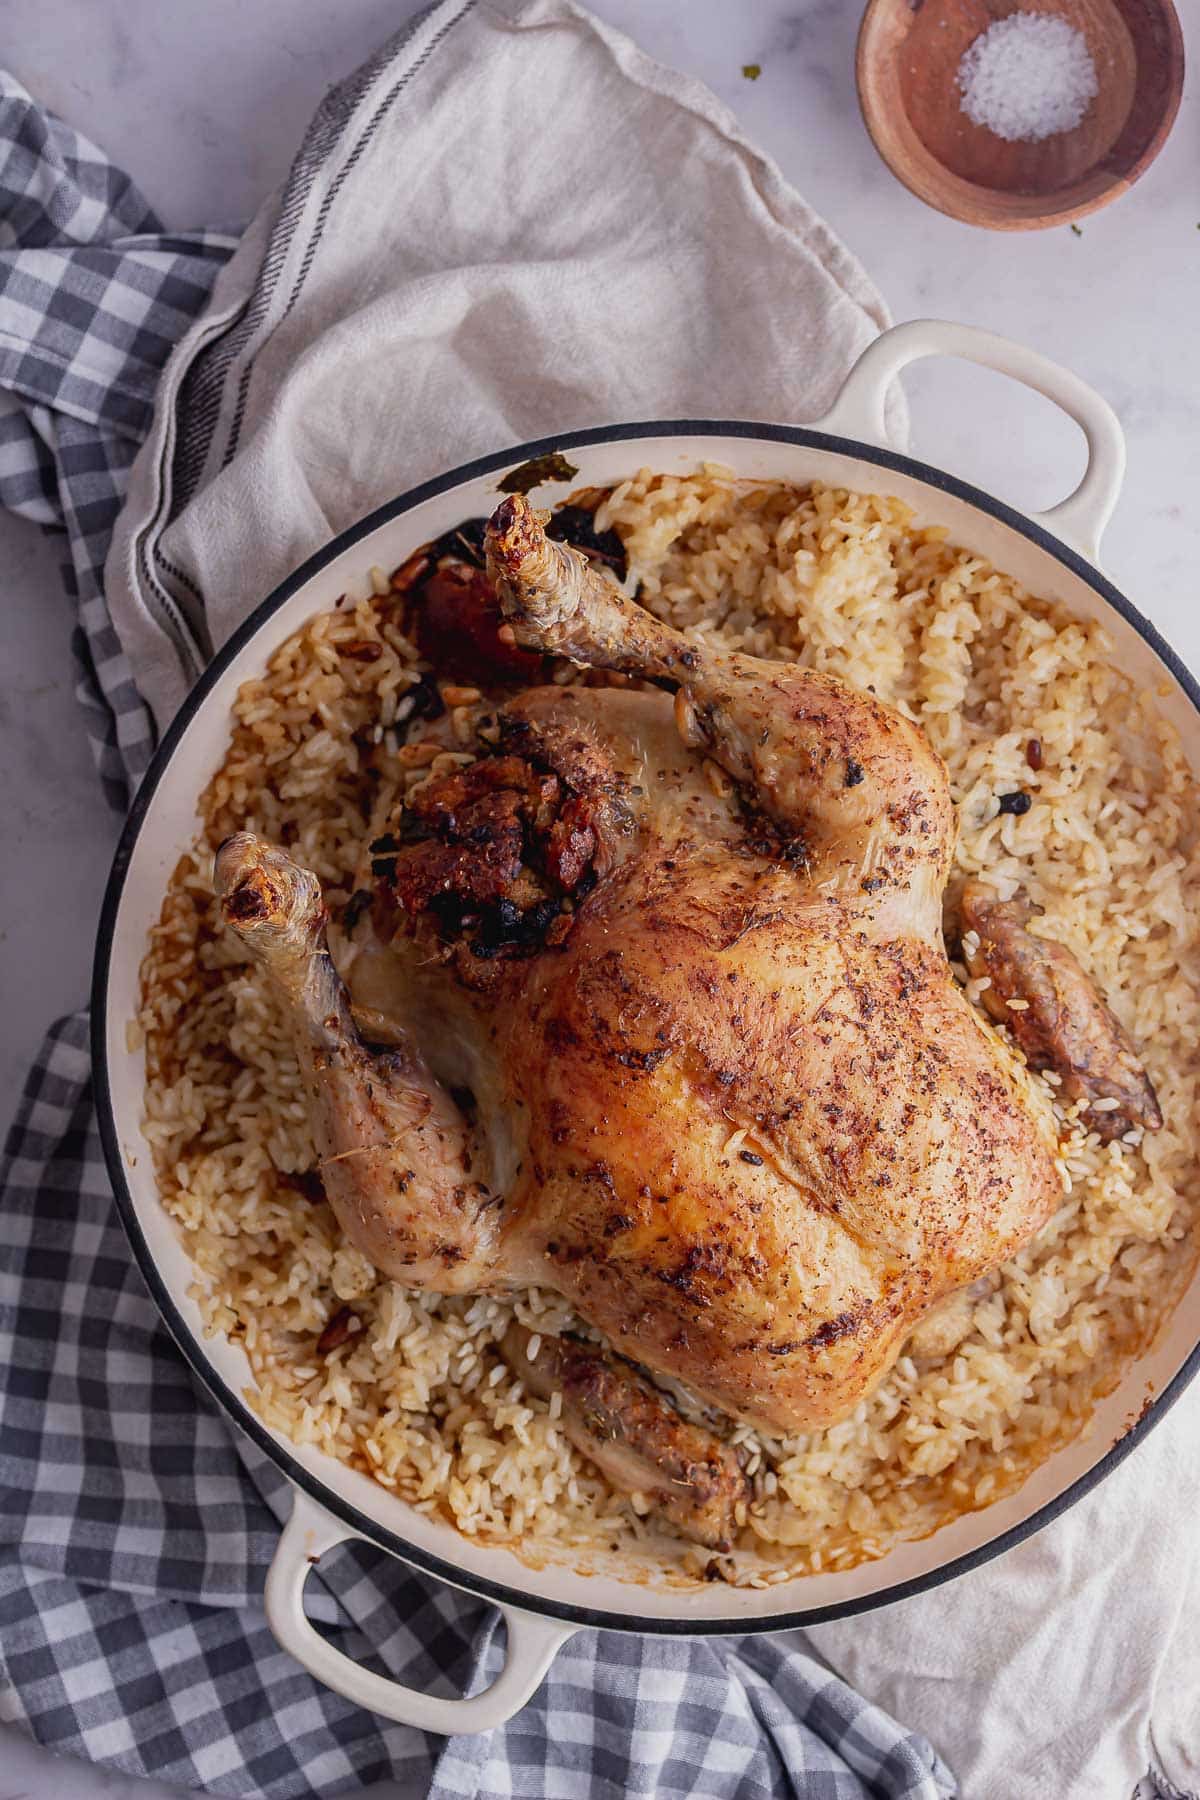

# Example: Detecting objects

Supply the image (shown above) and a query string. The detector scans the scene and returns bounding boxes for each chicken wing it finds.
[500,1323,748,1551]
[960,878,1162,1144]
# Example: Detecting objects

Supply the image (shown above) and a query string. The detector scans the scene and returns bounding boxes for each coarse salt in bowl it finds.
[957,12,1099,144]
[856,0,1185,231]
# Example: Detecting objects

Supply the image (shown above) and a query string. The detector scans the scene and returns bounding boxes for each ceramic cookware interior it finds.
[93,323,1200,1726]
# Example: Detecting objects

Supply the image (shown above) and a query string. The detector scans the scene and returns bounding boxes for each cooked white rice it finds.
[138,473,1200,1584]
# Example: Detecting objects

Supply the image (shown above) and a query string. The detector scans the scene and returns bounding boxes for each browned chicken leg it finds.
[487,495,956,930]
[214,834,505,1292]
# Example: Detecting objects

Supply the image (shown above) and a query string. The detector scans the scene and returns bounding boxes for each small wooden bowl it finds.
[857,0,1184,230]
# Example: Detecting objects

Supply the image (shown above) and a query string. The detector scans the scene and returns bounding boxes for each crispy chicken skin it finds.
[500,1324,748,1549]
[216,495,1067,1462]
[960,879,1162,1144]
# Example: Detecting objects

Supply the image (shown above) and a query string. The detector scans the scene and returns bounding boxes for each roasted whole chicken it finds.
[215,494,1158,1547]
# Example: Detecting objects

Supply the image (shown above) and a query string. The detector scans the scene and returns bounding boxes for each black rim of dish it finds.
[93,419,1200,1636]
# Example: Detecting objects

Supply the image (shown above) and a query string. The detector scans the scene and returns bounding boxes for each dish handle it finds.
[265,1489,579,1734]
[812,318,1126,564]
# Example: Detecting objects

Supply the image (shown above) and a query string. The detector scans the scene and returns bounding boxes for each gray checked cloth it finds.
[0,13,958,1800]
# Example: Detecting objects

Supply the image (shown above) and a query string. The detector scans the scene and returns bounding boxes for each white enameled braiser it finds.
[93,321,1200,1734]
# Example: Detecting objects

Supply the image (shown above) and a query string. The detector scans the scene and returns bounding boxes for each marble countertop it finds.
[2,0,1197,1117]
